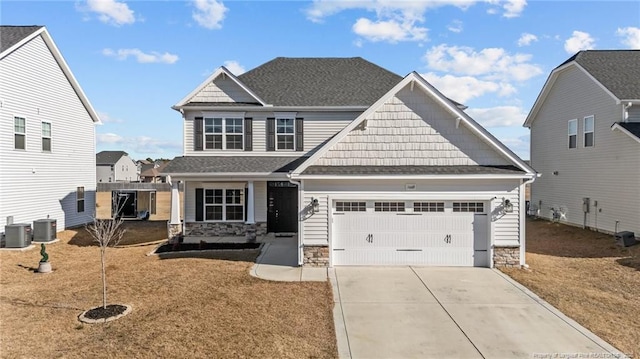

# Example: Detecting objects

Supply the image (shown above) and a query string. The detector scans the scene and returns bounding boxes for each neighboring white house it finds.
[524,50,640,237]
[164,57,536,268]
[96,151,138,183]
[0,26,99,230]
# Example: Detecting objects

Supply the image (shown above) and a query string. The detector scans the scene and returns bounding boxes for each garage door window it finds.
[335,202,366,212]
[453,202,484,213]
[414,202,444,212]
[374,202,405,212]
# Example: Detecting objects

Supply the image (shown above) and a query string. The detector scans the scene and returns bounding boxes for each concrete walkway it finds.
[250,235,327,282]
[331,267,626,359]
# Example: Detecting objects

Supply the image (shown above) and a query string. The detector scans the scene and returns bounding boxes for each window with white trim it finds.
[583,115,594,147]
[568,119,577,149]
[453,202,484,213]
[77,187,85,213]
[14,117,26,150]
[414,202,444,212]
[204,117,243,150]
[204,189,244,221]
[374,202,405,212]
[276,118,295,150]
[335,202,366,212]
[41,122,51,152]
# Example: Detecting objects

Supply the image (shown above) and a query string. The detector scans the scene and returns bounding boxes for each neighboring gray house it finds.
[0,26,99,230]
[524,50,640,236]
[96,151,138,183]
[164,57,536,268]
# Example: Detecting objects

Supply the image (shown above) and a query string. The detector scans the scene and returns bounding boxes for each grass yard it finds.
[502,218,640,357]
[0,222,337,358]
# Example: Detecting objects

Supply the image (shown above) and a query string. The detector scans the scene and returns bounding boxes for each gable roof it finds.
[163,156,307,176]
[140,161,170,178]
[96,151,129,165]
[524,50,640,127]
[611,122,640,143]
[0,25,101,124]
[292,72,535,178]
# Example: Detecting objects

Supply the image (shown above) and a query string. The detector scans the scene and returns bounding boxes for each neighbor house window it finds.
[276,118,295,150]
[414,202,444,212]
[77,187,85,213]
[453,202,484,213]
[41,122,51,152]
[335,202,366,212]
[204,189,244,221]
[374,202,405,212]
[14,117,25,150]
[583,115,594,147]
[204,117,243,150]
[568,119,577,149]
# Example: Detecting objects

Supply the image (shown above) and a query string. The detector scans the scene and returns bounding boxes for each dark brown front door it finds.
[267,181,298,233]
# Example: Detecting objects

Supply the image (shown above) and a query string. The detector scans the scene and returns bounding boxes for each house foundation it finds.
[184,222,267,238]
[303,245,329,267]
[493,247,521,267]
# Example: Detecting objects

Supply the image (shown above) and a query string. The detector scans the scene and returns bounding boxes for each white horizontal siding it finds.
[301,193,329,246]
[627,106,640,122]
[0,34,96,230]
[254,181,267,222]
[190,76,255,103]
[530,65,640,235]
[315,86,510,166]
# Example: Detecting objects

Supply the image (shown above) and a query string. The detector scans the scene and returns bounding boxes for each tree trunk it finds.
[101,247,107,309]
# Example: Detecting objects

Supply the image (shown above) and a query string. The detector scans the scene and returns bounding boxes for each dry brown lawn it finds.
[502,218,640,357]
[0,223,337,358]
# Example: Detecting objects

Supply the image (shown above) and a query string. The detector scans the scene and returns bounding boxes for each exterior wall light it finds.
[503,198,514,213]
[311,198,320,213]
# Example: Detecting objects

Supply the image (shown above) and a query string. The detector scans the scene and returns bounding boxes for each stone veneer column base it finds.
[493,247,521,268]
[303,246,329,267]
[183,222,267,238]
[167,222,182,244]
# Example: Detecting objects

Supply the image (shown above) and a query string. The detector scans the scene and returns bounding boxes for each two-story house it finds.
[0,26,99,230]
[164,57,536,268]
[524,50,640,237]
[96,150,138,183]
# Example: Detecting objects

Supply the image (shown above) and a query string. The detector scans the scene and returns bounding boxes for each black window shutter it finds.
[266,118,275,151]
[195,188,204,221]
[295,118,304,151]
[244,118,253,151]
[194,117,204,151]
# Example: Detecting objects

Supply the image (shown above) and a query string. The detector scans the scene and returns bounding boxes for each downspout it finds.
[287,173,303,266]
[520,175,537,268]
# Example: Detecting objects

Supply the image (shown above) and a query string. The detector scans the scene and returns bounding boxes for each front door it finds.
[267,181,298,233]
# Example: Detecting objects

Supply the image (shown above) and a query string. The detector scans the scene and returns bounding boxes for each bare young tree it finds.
[86,197,127,309]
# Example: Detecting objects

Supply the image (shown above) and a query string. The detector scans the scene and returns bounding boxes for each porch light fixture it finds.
[502,198,514,213]
[311,198,320,214]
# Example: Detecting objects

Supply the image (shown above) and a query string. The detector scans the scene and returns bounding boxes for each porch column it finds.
[246,181,255,224]
[169,176,181,225]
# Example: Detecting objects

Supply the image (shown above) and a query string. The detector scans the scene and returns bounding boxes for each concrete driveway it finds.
[331,267,623,359]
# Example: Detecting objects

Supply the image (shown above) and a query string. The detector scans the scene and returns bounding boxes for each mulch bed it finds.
[84,304,128,320]
[155,242,261,253]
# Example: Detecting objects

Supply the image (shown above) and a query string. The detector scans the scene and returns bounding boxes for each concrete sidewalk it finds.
[250,235,327,282]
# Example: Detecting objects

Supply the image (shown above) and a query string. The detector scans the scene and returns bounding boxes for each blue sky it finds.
[4,0,639,160]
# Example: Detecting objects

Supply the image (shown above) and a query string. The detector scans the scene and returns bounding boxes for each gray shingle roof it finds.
[302,165,525,176]
[163,156,308,174]
[561,50,640,100]
[1,26,43,53]
[96,151,128,165]
[236,57,403,107]
[618,122,640,139]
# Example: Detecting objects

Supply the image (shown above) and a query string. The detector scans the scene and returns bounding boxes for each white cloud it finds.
[424,44,543,82]
[102,48,179,64]
[97,111,124,124]
[616,27,640,49]
[502,0,526,18]
[466,106,528,127]
[97,132,123,144]
[81,0,135,26]
[223,60,246,75]
[496,134,530,159]
[97,132,182,155]
[517,33,537,47]
[192,0,228,30]
[353,18,427,43]
[564,31,595,54]
[447,20,463,33]
[421,72,515,103]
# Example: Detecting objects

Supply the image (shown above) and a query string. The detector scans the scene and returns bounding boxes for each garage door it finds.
[332,200,489,266]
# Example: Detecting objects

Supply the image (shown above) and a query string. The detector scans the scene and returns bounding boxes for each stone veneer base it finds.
[493,246,521,268]
[303,245,329,267]
[184,222,267,238]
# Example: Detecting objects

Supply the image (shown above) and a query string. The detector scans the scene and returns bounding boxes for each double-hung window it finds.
[568,119,577,149]
[204,117,243,150]
[583,115,594,147]
[41,122,51,152]
[276,118,295,150]
[204,189,244,221]
[14,117,26,150]
[77,187,85,213]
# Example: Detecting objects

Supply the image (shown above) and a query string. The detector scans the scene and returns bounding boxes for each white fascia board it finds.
[292,174,534,180]
[309,192,508,201]
[173,105,368,112]
[173,66,267,107]
[161,173,289,180]
[611,123,640,143]
[10,27,101,124]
